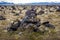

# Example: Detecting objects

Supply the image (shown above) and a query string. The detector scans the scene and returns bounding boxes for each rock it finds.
[33,28,39,32]
[32,25,40,32]
[38,10,44,15]
[36,8,41,13]
[56,8,60,12]
[0,15,6,20]
[19,32,23,35]
[23,16,41,27]
[22,23,29,28]
[24,9,37,23]
[42,21,55,29]
[20,8,41,29]
[11,6,16,10]
[24,18,37,23]
[36,21,41,27]
[49,7,56,12]
[1,6,4,9]
[11,10,16,13]
[8,20,21,31]
[42,21,49,25]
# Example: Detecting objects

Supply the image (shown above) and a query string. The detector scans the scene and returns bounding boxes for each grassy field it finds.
[0,5,60,40]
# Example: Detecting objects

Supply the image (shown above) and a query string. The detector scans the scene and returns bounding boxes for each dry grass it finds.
[0,5,60,40]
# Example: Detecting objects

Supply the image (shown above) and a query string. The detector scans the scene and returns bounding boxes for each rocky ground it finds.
[0,5,60,40]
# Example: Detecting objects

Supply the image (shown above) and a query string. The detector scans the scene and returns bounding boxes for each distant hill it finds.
[0,1,60,5]
[0,1,14,5]
[21,2,60,5]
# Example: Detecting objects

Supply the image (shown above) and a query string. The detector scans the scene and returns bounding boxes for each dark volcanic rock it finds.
[38,10,44,15]
[33,28,39,32]
[8,20,21,31]
[24,8,38,23]
[18,8,41,31]
[42,21,49,25]
[11,6,16,10]
[42,21,55,29]
[26,9,37,17]
[1,6,4,9]
[56,8,60,12]
[25,17,41,27]
[0,15,6,20]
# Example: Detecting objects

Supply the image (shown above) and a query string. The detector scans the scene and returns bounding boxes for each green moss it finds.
[50,29,56,34]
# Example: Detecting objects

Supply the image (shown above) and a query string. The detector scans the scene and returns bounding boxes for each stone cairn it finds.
[8,8,55,32]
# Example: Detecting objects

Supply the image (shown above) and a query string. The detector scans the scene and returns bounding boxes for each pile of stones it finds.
[7,8,55,33]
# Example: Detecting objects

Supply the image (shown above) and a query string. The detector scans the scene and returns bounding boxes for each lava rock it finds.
[23,17,41,27]
[42,21,55,29]
[33,28,38,32]
[56,8,60,12]
[11,6,16,10]
[1,6,4,9]
[35,22,41,27]
[42,21,49,25]
[0,16,6,20]
[26,9,37,17]
[38,10,44,15]
[33,27,40,32]
[8,20,21,31]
